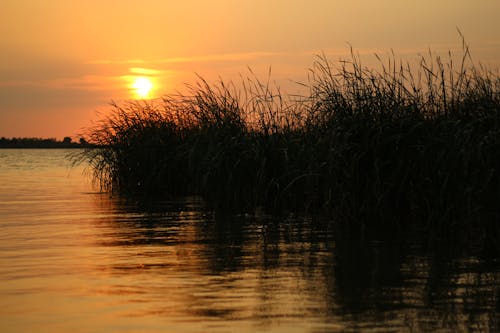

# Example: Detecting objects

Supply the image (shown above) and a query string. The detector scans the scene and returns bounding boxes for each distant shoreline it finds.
[0,146,87,149]
[0,137,93,149]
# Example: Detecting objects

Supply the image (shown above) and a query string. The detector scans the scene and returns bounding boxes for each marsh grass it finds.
[75,39,500,231]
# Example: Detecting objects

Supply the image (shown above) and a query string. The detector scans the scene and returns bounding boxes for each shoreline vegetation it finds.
[0,137,92,149]
[75,40,500,236]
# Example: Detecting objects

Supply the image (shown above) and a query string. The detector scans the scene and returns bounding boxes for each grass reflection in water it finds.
[86,196,500,332]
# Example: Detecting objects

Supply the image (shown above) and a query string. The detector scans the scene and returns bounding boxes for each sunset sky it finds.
[1,0,499,139]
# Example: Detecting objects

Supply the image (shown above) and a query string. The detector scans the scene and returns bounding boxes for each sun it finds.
[132,77,153,99]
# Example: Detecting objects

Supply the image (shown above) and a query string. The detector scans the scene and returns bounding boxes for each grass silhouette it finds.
[75,38,500,231]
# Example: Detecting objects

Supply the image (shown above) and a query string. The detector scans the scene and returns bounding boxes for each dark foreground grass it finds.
[75,41,500,232]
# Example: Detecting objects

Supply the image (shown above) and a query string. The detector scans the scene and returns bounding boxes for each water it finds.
[1,149,500,332]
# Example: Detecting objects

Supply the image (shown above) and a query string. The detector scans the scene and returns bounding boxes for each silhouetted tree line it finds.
[0,136,92,148]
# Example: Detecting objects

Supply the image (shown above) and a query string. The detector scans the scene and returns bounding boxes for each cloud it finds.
[0,75,123,92]
[129,67,165,75]
[85,59,147,65]
[87,51,280,66]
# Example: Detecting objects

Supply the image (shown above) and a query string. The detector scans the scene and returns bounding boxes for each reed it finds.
[75,40,500,229]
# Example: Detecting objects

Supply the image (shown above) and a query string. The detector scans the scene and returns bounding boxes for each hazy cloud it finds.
[87,51,279,67]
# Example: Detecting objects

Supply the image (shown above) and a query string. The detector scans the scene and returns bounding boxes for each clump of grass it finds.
[75,38,500,229]
[303,42,500,224]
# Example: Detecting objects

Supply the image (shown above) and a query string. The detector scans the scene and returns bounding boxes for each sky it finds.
[1,0,499,139]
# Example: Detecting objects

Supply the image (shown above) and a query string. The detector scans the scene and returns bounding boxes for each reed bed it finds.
[76,41,500,229]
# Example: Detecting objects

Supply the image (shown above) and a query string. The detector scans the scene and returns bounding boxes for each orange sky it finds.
[1,0,499,139]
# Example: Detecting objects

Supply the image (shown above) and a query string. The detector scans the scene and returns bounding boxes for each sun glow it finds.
[132,77,153,99]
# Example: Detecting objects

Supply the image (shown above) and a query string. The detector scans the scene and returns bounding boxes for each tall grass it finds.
[76,40,500,228]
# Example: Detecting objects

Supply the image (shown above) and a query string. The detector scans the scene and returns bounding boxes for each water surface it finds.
[1,149,499,332]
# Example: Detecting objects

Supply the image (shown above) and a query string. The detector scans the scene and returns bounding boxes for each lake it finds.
[1,149,500,332]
